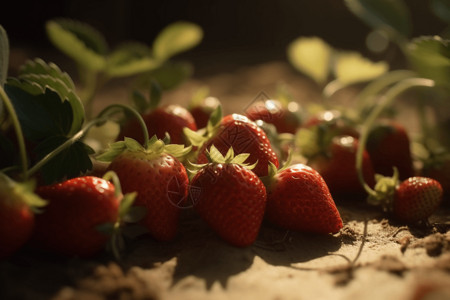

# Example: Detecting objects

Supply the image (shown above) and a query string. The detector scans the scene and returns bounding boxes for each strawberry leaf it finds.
[0,25,9,87]
[407,36,450,89]
[334,51,389,84]
[344,0,411,40]
[287,37,333,85]
[148,61,193,90]
[46,19,107,71]
[153,21,203,62]
[106,42,160,77]
[34,136,94,184]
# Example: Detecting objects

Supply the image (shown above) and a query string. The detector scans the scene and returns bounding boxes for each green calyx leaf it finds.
[0,25,9,87]
[407,36,450,89]
[0,173,47,211]
[8,58,85,135]
[367,167,399,211]
[206,145,255,169]
[183,104,222,148]
[46,19,107,71]
[96,136,191,162]
[153,21,203,62]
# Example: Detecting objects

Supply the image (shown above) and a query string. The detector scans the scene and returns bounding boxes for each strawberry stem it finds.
[356,78,435,197]
[0,86,28,180]
[102,170,123,198]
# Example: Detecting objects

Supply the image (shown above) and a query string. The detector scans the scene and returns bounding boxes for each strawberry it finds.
[245,99,302,134]
[118,104,197,145]
[97,136,191,241]
[265,163,343,234]
[393,177,443,223]
[33,176,121,257]
[419,149,450,204]
[195,113,279,177]
[307,135,376,198]
[0,174,46,259]
[367,119,414,180]
[190,146,266,247]
[189,96,221,129]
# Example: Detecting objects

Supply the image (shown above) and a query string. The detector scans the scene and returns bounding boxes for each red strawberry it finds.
[245,99,302,134]
[265,163,343,234]
[196,114,279,177]
[118,104,197,145]
[98,137,190,241]
[189,96,221,129]
[307,135,376,198]
[0,175,46,259]
[420,151,450,204]
[393,177,443,223]
[190,146,267,247]
[367,120,414,180]
[33,176,121,257]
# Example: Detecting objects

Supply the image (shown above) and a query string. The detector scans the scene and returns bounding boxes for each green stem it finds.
[102,170,123,198]
[322,79,347,100]
[27,117,108,178]
[97,104,149,149]
[0,86,28,180]
[356,78,435,196]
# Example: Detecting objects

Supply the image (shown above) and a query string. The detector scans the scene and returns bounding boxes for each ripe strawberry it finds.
[245,99,302,134]
[33,176,121,257]
[393,177,443,223]
[98,136,190,241]
[307,135,376,198]
[0,174,46,259]
[367,120,414,180]
[265,163,343,234]
[189,96,221,129]
[118,104,197,145]
[196,113,279,177]
[190,146,266,247]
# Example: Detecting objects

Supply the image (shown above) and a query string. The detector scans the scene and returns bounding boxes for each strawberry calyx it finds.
[366,167,399,212]
[96,135,192,163]
[183,104,222,148]
[0,172,47,213]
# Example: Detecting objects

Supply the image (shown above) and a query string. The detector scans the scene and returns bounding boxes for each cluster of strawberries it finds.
[0,95,445,260]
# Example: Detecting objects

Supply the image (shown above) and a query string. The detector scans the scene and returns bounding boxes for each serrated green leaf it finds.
[345,0,411,40]
[164,144,191,158]
[431,0,450,24]
[0,25,9,87]
[124,137,144,152]
[231,153,250,165]
[96,141,127,162]
[183,127,206,147]
[407,36,450,88]
[334,51,389,84]
[46,19,107,71]
[5,85,73,141]
[287,37,333,85]
[207,144,225,163]
[106,42,161,77]
[153,21,203,62]
[34,136,94,184]
[13,58,85,135]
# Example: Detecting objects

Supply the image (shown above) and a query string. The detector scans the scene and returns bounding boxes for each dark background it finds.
[0,0,447,75]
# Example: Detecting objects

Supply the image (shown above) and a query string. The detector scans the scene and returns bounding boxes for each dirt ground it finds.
[1,61,450,300]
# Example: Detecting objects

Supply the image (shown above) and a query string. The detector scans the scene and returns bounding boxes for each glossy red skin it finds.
[367,120,414,180]
[191,163,266,247]
[118,104,197,145]
[308,136,375,198]
[394,177,443,223]
[197,114,279,177]
[108,151,188,241]
[0,200,34,259]
[245,100,302,134]
[34,176,120,257]
[266,164,343,234]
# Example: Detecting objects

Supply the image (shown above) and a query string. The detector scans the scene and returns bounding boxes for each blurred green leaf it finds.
[106,42,161,77]
[46,19,107,71]
[287,37,333,85]
[0,25,9,86]
[345,0,411,41]
[334,51,389,84]
[407,36,450,88]
[431,0,450,24]
[149,61,193,90]
[8,58,84,135]
[153,21,203,62]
